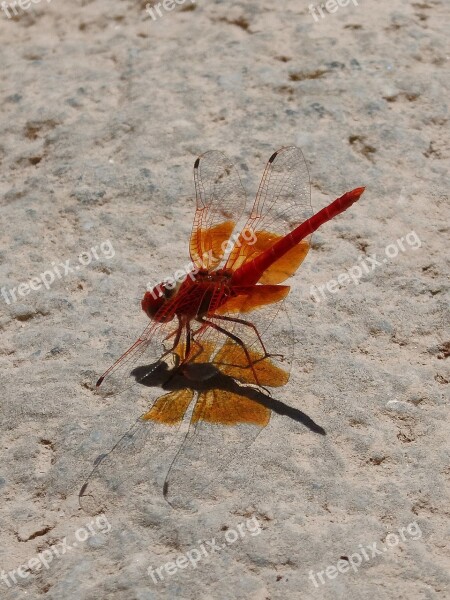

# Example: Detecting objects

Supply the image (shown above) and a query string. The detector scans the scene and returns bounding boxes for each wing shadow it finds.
[131,360,326,436]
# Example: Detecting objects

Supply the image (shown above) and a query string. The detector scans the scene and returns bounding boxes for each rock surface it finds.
[0,0,449,599]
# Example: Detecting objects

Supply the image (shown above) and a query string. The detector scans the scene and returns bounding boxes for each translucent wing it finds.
[95,320,174,396]
[180,147,311,393]
[190,151,247,270]
[79,341,225,515]
[96,287,193,396]
[190,282,293,394]
[79,387,195,515]
[80,322,292,515]
[226,146,313,283]
[163,308,294,511]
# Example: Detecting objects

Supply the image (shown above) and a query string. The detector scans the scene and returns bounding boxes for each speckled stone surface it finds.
[0,0,449,598]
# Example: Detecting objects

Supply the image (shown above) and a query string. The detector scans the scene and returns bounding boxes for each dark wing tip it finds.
[269,151,278,163]
[194,157,200,169]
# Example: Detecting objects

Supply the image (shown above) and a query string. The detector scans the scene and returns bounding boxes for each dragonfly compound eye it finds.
[141,287,167,319]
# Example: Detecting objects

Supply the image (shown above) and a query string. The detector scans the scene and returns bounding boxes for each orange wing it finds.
[80,336,293,514]
[212,337,289,388]
[191,338,289,426]
[192,389,270,426]
[162,337,292,509]
[142,389,194,425]
[189,151,247,270]
[186,149,311,379]
[225,146,312,283]
[215,284,290,314]
[144,340,279,428]
[142,337,289,427]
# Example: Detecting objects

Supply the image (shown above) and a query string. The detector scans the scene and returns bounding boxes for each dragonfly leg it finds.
[207,314,281,361]
[185,320,191,358]
[175,321,208,366]
[184,336,206,364]
[197,317,263,386]
[158,318,185,367]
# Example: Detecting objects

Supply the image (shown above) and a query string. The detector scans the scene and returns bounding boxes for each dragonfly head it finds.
[141,281,178,321]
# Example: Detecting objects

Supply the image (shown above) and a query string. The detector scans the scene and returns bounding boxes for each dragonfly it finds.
[80,146,364,512]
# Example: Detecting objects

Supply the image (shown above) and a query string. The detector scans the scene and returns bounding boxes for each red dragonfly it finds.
[80,146,364,512]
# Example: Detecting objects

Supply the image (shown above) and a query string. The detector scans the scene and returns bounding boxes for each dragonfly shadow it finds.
[131,361,326,436]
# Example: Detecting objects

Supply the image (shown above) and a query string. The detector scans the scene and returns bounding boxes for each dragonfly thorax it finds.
[141,268,235,324]
[175,271,234,319]
[194,267,233,283]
